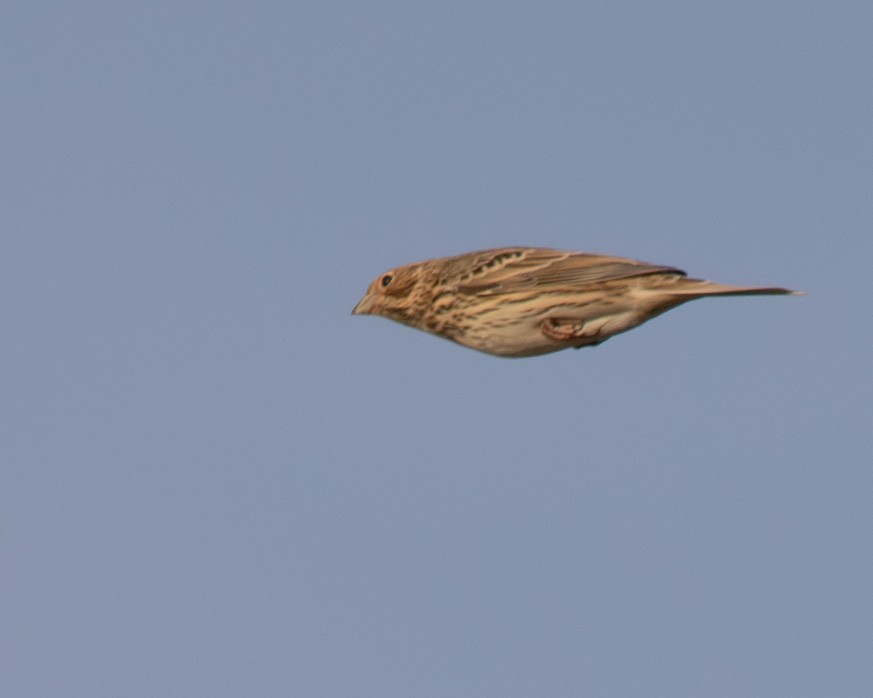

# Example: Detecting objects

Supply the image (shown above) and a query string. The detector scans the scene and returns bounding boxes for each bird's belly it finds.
[455,320,563,358]
[452,308,650,357]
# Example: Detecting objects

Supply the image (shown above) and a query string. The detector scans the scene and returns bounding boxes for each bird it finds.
[352,247,801,358]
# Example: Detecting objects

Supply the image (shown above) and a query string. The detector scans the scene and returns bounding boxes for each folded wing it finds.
[455,247,684,294]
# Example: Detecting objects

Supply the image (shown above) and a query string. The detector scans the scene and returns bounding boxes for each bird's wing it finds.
[455,248,684,294]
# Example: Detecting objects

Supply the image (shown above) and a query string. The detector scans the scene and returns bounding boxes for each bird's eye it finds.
[381,274,393,287]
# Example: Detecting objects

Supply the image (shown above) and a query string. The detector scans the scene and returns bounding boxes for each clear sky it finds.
[3,2,871,696]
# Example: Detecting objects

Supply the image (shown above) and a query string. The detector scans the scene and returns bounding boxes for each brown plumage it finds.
[352,247,801,357]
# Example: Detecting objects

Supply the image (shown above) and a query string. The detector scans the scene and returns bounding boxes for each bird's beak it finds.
[351,294,375,315]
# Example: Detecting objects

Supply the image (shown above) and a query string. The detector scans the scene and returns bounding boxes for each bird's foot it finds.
[540,317,602,346]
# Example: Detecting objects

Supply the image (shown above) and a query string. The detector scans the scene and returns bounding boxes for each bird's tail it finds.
[666,280,803,298]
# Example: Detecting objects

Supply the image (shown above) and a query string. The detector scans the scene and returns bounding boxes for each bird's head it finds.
[352,262,424,324]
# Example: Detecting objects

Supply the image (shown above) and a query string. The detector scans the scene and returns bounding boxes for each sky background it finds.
[2,2,871,696]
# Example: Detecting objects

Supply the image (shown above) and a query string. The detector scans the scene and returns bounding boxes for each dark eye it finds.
[381,274,393,287]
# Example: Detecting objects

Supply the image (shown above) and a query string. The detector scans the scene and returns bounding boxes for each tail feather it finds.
[668,281,803,298]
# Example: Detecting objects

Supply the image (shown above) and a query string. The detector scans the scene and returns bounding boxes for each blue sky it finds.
[2,2,871,695]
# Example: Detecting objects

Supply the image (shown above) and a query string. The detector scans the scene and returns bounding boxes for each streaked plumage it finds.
[352,247,800,357]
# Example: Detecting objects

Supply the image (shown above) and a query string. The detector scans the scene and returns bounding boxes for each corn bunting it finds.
[352,247,800,357]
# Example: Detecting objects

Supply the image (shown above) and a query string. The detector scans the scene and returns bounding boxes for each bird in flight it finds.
[352,247,800,357]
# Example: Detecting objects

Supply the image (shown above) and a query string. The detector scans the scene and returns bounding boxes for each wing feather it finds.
[455,248,684,294]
